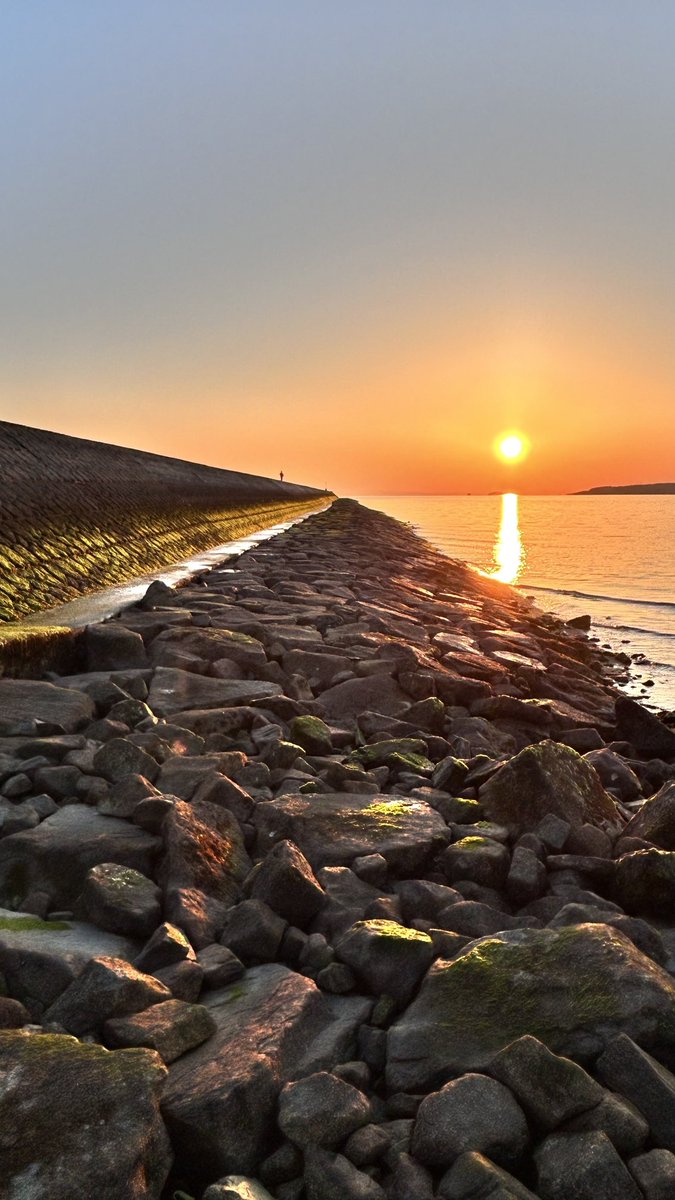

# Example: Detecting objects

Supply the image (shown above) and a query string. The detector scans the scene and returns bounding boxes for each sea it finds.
[356,494,675,714]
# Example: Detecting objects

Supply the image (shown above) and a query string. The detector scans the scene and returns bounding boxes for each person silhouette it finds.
[279,470,284,482]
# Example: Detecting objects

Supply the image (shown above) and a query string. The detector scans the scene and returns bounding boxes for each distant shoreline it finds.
[573,483,675,495]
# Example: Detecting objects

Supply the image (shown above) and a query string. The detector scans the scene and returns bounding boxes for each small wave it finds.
[526,584,675,612]
[593,622,675,641]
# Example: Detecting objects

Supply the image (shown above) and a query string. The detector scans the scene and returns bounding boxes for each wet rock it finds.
[104,997,216,1062]
[478,742,621,836]
[437,1150,539,1199]
[253,793,447,874]
[411,1072,529,1168]
[249,839,325,927]
[387,925,675,1091]
[487,1035,603,1130]
[162,963,371,1177]
[335,920,434,1006]
[78,862,162,938]
[278,1070,372,1147]
[596,1034,675,1152]
[303,1145,385,1200]
[0,679,95,733]
[0,1030,171,1199]
[534,1130,641,1200]
[0,805,158,909]
[44,954,171,1035]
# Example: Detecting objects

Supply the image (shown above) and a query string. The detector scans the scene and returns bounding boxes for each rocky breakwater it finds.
[1,499,675,1199]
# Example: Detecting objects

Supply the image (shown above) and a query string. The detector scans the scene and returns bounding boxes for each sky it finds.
[2,1,674,495]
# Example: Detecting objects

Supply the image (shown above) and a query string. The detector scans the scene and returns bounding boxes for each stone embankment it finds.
[0,419,327,624]
[2,498,675,1199]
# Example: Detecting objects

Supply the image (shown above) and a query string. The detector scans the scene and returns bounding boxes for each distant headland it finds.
[573,482,675,495]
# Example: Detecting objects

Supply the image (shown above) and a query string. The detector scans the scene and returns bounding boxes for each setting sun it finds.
[494,431,530,464]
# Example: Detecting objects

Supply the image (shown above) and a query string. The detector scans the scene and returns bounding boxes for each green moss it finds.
[0,916,70,932]
[362,919,431,944]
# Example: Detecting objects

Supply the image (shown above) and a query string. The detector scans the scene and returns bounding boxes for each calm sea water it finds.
[357,495,675,713]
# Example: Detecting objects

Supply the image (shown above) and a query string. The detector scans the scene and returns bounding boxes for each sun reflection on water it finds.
[491,492,524,584]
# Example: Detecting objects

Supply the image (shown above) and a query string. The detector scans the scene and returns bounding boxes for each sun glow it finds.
[494,431,530,464]
[491,492,524,584]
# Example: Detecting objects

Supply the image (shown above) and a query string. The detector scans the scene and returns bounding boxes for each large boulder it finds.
[411,1072,529,1168]
[148,627,267,672]
[0,1030,171,1198]
[0,806,159,909]
[253,794,447,874]
[315,675,410,720]
[387,924,675,1091]
[615,849,675,915]
[622,782,675,849]
[0,678,95,733]
[77,862,162,938]
[161,963,371,1179]
[44,955,171,1035]
[616,697,675,761]
[249,839,325,928]
[147,668,280,717]
[478,742,622,836]
[335,919,434,1006]
[159,799,250,946]
[0,909,137,1016]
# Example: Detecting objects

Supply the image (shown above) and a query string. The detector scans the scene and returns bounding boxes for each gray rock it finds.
[316,674,409,721]
[616,697,675,761]
[442,836,510,889]
[335,920,433,1005]
[596,1034,675,1152]
[93,737,159,783]
[411,1072,529,1168]
[98,773,161,818]
[343,1123,391,1166]
[161,963,371,1177]
[585,748,642,801]
[0,805,158,909]
[148,667,281,717]
[0,1029,170,1199]
[303,1145,385,1200]
[253,793,447,874]
[44,954,171,1035]
[506,846,547,906]
[134,921,195,973]
[564,1091,648,1156]
[220,899,287,964]
[312,868,383,941]
[628,1149,675,1200]
[478,742,621,836]
[278,1070,372,1147]
[487,1035,603,1130]
[387,1152,435,1199]
[249,839,325,927]
[615,849,675,915]
[149,625,267,671]
[623,782,675,849]
[153,957,204,1002]
[387,925,675,1092]
[197,943,245,988]
[534,1130,642,1200]
[78,862,162,938]
[86,622,149,669]
[104,997,216,1062]
[0,678,95,733]
[438,1150,539,1199]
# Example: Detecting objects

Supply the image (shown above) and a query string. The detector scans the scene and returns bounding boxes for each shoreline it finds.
[1,499,675,1196]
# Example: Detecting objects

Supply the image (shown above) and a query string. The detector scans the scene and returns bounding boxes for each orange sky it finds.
[3,4,675,495]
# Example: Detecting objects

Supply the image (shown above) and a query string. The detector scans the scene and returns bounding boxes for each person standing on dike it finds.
[279,470,284,482]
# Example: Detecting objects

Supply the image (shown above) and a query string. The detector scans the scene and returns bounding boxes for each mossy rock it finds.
[288,715,333,755]
[387,923,675,1091]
